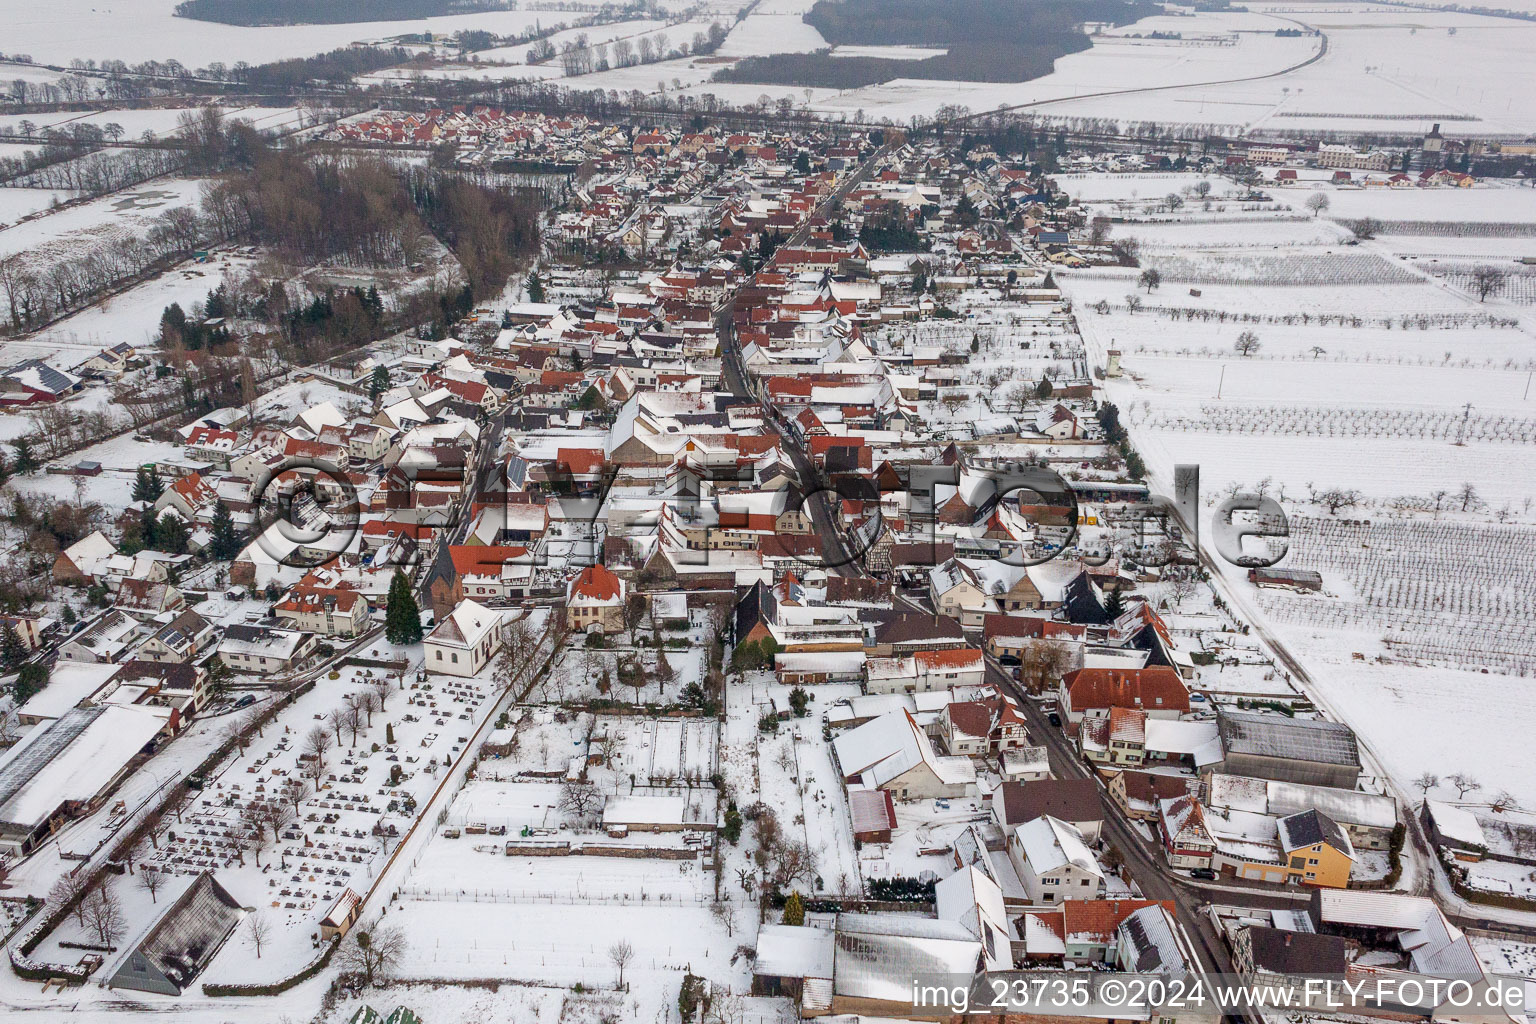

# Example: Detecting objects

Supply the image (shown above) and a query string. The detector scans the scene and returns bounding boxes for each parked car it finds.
[1190,867,1217,880]
[1047,712,1062,727]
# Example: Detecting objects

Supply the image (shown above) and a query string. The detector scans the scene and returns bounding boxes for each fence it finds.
[393,885,712,906]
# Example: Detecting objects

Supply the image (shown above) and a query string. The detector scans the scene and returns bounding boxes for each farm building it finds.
[0,704,170,858]
[1248,567,1323,592]
[1215,710,1361,788]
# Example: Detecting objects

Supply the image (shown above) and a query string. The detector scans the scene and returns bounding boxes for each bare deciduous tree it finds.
[83,887,125,946]
[138,869,164,904]
[1234,330,1261,357]
[1470,265,1507,302]
[304,726,332,782]
[559,780,603,823]
[1447,772,1481,799]
[49,872,90,926]
[246,911,272,958]
[1412,772,1439,796]
[337,925,408,987]
[1316,488,1361,516]
[608,938,635,988]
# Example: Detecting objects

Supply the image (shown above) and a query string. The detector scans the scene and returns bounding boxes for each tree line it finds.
[173,0,511,26]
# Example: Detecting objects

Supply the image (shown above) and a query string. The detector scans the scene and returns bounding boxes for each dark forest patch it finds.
[713,0,1156,88]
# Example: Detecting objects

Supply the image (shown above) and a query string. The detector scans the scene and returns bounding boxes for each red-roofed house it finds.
[565,564,625,634]
[1058,667,1189,725]
[914,647,985,689]
[274,585,369,637]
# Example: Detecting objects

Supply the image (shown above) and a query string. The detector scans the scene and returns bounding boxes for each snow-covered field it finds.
[0,186,77,226]
[0,248,256,369]
[1,0,559,66]
[0,105,304,141]
[0,177,208,261]
[1060,170,1536,816]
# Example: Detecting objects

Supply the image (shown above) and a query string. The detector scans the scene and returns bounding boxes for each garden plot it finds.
[872,800,998,882]
[1462,859,1536,901]
[381,899,750,997]
[327,984,565,1024]
[402,816,715,905]
[595,715,719,786]
[747,678,861,897]
[477,706,592,779]
[537,623,708,706]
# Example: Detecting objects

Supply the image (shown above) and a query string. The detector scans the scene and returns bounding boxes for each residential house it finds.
[1007,814,1104,904]
[1157,795,1216,870]
[54,530,118,584]
[1108,770,1195,822]
[831,709,976,800]
[115,579,186,619]
[134,610,216,664]
[994,778,1105,843]
[1276,808,1355,888]
[218,625,316,674]
[274,585,370,638]
[565,564,626,634]
[1081,705,1146,768]
[1058,666,1190,725]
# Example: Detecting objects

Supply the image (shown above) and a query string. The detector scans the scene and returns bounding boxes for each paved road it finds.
[714,141,899,578]
[978,652,1260,1020]
[417,407,510,598]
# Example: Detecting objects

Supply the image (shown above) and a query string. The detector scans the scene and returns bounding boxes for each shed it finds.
[320,887,362,940]
[848,788,897,843]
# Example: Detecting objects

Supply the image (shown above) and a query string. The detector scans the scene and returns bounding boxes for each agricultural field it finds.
[1060,169,1536,816]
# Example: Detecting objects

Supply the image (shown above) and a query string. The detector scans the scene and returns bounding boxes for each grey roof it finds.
[1277,808,1353,857]
[1246,925,1347,974]
[1218,710,1360,768]
[1118,904,1185,974]
[833,913,981,1003]
[5,358,77,394]
[0,706,104,822]
[120,871,242,993]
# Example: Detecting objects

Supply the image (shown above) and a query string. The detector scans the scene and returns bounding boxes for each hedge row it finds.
[203,935,340,996]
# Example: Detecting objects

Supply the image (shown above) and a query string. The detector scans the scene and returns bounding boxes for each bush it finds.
[865,876,938,902]
[722,804,743,844]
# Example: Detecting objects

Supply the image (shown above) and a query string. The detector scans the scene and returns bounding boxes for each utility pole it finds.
[1216,364,1226,400]
[1455,401,1473,445]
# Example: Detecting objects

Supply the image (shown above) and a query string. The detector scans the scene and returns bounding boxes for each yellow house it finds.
[1277,809,1354,888]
